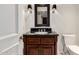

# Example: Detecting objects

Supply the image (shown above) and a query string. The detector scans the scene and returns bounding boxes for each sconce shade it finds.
[27,4,32,9]
[52,4,56,9]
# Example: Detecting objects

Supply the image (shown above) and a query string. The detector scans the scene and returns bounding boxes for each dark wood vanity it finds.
[23,34,58,55]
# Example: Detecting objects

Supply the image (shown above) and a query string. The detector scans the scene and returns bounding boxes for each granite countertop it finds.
[23,31,58,35]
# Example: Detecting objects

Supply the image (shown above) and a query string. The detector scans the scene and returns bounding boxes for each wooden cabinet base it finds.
[23,35,58,55]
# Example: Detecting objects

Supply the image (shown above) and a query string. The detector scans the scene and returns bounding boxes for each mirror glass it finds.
[37,7,47,24]
[35,4,50,27]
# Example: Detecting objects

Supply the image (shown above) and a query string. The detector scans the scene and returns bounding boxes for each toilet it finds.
[62,34,79,55]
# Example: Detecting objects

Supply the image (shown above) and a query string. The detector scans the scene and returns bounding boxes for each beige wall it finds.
[75,5,79,45]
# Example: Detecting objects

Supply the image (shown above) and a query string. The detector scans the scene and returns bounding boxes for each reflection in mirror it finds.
[35,4,50,27]
[37,7,47,24]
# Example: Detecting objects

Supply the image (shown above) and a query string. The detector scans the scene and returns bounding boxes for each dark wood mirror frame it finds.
[35,4,50,27]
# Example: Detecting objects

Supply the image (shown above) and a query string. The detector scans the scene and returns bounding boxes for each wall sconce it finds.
[27,4,32,14]
[52,4,57,13]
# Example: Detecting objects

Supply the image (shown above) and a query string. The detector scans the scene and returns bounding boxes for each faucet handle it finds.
[43,29,45,32]
[39,29,41,32]
[41,29,42,32]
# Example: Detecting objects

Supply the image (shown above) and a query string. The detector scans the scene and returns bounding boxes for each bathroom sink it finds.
[34,32,48,34]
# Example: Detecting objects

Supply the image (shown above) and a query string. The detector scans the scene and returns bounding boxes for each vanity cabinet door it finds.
[26,45,54,55]
[40,45,54,55]
[26,45,39,55]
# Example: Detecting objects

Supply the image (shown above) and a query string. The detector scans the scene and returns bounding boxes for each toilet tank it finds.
[63,34,76,45]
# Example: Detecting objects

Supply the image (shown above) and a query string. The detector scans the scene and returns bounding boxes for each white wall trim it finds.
[0,33,18,40]
[0,43,19,54]
[0,33,19,53]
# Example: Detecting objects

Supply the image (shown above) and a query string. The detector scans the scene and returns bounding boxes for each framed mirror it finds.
[35,4,50,27]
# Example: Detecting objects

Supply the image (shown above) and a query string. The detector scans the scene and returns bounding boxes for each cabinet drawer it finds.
[27,38,40,44]
[41,38,54,44]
